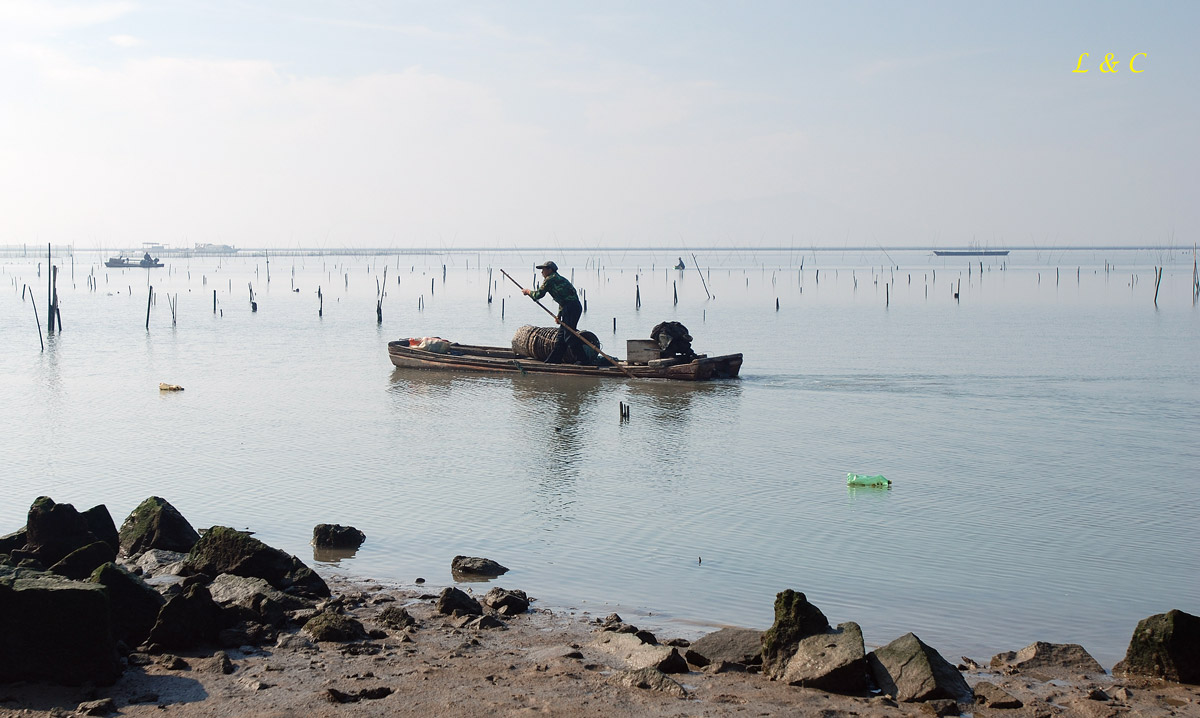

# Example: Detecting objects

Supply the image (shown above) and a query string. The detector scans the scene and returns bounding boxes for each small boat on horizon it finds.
[932,249,1010,257]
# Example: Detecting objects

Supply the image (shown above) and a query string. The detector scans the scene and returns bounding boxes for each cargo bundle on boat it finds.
[388,321,741,381]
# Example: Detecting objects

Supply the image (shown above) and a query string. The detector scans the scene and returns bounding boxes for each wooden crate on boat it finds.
[626,340,661,365]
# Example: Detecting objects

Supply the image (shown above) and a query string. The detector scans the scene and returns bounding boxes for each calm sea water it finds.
[2,247,1197,668]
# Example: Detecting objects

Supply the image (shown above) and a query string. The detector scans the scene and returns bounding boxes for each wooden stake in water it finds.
[1153,266,1163,306]
[49,265,59,332]
[27,286,44,351]
[47,244,52,332]
[145,286,153,329]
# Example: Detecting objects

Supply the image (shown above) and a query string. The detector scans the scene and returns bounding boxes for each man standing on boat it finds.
[523,261,586,364]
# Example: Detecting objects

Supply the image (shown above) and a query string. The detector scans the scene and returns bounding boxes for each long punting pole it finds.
[499,269,636,379]
[691,253,712,299]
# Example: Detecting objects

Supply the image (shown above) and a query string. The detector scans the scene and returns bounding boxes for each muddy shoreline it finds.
[3,571,1198,718]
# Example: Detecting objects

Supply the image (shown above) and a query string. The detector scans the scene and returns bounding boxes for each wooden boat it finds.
[105,256,164,268]
[388,339,742,381]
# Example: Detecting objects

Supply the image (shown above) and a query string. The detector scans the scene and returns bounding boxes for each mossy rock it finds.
[760,589,831,677]
[89,562,165,648]
[302,612,366,642]
[145,583,223,650]
[185,526,329,598]
[24,497,99,566]
[118,497,200,557]
[0,566,121,685]
[49,540,117,581]
[0,528,26,554]
[81,505,120,554]
[1114,609,1200,684]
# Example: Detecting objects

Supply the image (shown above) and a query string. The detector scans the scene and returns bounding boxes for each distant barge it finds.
[933,250,1010,257]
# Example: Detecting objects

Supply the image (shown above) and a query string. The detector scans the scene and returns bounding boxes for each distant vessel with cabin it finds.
[194,243,237,254]
[933,249,1009,256]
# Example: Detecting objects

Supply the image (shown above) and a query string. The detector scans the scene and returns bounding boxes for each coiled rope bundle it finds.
[512,325,601,363]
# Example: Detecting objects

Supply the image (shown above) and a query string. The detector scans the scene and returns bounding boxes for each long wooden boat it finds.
[388,339,742,381]
[105,256,164,268]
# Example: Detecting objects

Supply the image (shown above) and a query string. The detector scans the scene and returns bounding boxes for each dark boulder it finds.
[463,614,507,631]
[207,573,310,627]
[0,528,27,554]
[611,667,688,697]
[88,562,165,648]
[989,641,1105,679]
[482,587,530,615]
[0,565,121,685]
[760,590,831,677]
[974,681,1023,709]
[867,632,972,703]
[779,621,869,694]
[133,549,188,579]
[436,586,483,616]
[49,540,118,581]
[451,555,508,578]
[594,632,689,674]
[687,627,764,667]
[312,524,365,549]
[1113,609,1200,684]
[183,526,329,598]
[23,496,100,566]
[303,612,367,642]
[81,505,120,554]
[379,605,416,629]
[145,583,223,650]
[76,698,118,716]
[118,497,200,557]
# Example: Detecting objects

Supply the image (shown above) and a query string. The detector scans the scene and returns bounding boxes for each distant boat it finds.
[194,243,237,254]
[105,255,163,268]
[933,250,1010,257]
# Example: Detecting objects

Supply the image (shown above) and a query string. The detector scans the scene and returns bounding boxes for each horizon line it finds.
[1,244,1193,255]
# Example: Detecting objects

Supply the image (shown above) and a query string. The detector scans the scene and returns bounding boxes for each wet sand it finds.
[1,574,1197,718]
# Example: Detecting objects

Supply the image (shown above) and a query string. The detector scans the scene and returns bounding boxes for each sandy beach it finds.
[2,573,1198,718]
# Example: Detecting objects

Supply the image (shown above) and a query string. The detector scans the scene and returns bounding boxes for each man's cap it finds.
[535,261,558,271]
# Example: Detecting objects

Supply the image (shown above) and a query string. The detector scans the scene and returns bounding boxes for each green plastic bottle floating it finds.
[846,473,891,487]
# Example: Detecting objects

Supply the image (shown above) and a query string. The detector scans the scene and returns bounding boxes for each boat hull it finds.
[105,258,163,268]
[388,341,741,381]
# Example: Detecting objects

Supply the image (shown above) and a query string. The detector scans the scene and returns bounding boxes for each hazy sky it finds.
[1,1,1195,249]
